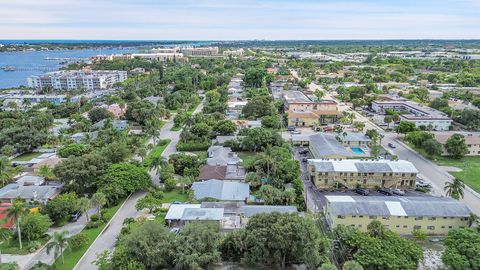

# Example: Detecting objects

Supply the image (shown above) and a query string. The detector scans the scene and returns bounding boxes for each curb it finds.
[72,193,133,270]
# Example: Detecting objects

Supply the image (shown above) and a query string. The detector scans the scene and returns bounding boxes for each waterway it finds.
[0,47,138,88]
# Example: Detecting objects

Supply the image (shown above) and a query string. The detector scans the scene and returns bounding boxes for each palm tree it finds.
[179,176,195,193]
[444,178,465,200]
[150,156,168,174]
[5,199,29,249]
[46,231,70,264]
[468,213,479,227]
[137,147,148,163]
[0,157,22,186]
[91,192,107,218]
[77,197,91,222]
[36,165,55,181]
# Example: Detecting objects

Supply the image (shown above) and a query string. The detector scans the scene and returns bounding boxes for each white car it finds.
[416,180,431,188]
[290,130,301,134]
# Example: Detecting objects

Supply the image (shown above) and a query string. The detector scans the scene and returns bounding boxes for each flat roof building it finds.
[325,195,470,235]
[308,159,418,189]
[28,70,127,91]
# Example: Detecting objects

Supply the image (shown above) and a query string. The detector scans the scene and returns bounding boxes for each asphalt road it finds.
[73,192,146,270]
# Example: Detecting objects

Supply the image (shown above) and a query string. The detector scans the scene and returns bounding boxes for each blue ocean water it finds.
[0,48,138,88]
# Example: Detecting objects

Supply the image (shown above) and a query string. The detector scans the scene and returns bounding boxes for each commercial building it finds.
[283,91,340,127]
[28,70,127,91]
[324,195,471,235]
[371,100,452,131]
[289,133,370,159]
[307,159,418,189]
[130,53,187,62]
[434,132,480,156]
[181,47,219,56]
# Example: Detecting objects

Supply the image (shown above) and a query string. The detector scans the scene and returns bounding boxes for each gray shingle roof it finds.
[191,180,249,201]
[326,196,471,217]
[0,184,62,202]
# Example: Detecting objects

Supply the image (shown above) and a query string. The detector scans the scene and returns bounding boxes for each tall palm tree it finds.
[46,231,70,264]
[444,178,465,200]
[77,197,91,222]
[468,213,479,227]
[91,192,107,218]
[137,147,148,163]
[179,176,195,193]
[150,156,168,174]
[5,199,29,249]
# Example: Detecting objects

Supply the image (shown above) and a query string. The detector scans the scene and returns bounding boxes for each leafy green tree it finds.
[422,138,443,157]
[0,156,22,186]
[168,153,202,177]
[46,231,70,265]
[163,178,177,192]
[6,199,29,249]
[20,213,52,242]
[445,134,468,158]
[240,128,284,152]
[444,178,465,200]
[395,121,417,134]
[405,131,434,148]
[1,145,15,157]
[261,115,282,129]
[125,100,158,126]
[319,263,338,270]
[245,67,266,88]
[213,120,237,135]
[88,107,113,124]
[442,228,480,270]
[135,194,162,213]
[190,123,211,140]
[41,193,79,224]
[242,96,275,119]
[178,176,195,193]
[53,153,111,194]
[241,213,328,269]
[343,260,363,270]
[174,222,222,270]
[58,143,89,158]
[111,221,174,269]
[36,165,55,181]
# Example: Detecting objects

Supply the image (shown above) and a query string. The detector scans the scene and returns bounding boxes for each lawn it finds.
[143,139,171,168]
[161,189,189,204]
[0,236,50,255]
[238,152,258,168]
[12,152,42,161]
[53,202,124,270]
[170,125,182,131]
[405,142,480,193]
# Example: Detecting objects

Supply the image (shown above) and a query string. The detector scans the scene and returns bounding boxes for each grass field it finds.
[12,152,42,161]
[0,236,50,255]
[238,152,258,168]
[53,202,124,270]
[161,189,190,204]
[406,142,480,193]
[143,139,171,168]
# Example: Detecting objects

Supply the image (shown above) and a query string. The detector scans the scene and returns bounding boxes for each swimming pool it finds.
[351,147,366,154]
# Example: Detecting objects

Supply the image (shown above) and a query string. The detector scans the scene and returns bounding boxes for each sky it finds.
[1,0,480,40]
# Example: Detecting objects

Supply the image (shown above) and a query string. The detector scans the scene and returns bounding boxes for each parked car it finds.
[299,149,309,155]
[301,157,308,163]
[70,211,82,222]
[392,188,405,196]
[377,188,393,196]
[416,180,431,188]
[290,130,301,134]
[354,188,370,196]
[388,143,396,148]
[287,126,296,132]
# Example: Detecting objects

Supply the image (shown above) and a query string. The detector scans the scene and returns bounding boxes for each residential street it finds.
[73,192,146,270]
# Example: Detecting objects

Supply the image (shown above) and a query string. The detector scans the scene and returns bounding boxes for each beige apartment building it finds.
[283,91,340,126]
[325,196,471,235]
[308,159,418,189]
[435,133,480,156]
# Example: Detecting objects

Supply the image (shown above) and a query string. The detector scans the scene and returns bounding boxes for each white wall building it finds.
[28,70,127,91]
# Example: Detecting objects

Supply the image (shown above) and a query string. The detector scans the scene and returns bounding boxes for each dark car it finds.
[301,157,308,163]
[377,188,393,196]
[287,126,296,132]
[70,211,82,222]
[354,188,370,196]
[388,143,396,149]
[299,149,309,155]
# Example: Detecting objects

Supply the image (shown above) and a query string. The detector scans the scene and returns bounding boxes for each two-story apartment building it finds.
[324,195,471,235]
[283,91,341,126]
[308,159,418,189]
[435,133,480,156]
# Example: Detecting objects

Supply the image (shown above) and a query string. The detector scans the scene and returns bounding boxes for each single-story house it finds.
[191,179,250,201]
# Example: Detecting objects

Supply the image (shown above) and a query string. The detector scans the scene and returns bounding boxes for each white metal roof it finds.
[165,204,201,220]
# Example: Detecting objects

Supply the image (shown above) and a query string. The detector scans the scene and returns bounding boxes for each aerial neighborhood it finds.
[0,39,479,270]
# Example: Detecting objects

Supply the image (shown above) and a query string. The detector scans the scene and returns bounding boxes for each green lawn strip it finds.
[170,126,182,131]
[52,202,123,270]
[143,139,171,168]
[161,189,189,204]
[12,152,43,161]
[238,152,258,167]
[0,236,50,255]
[405,142,480,193]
